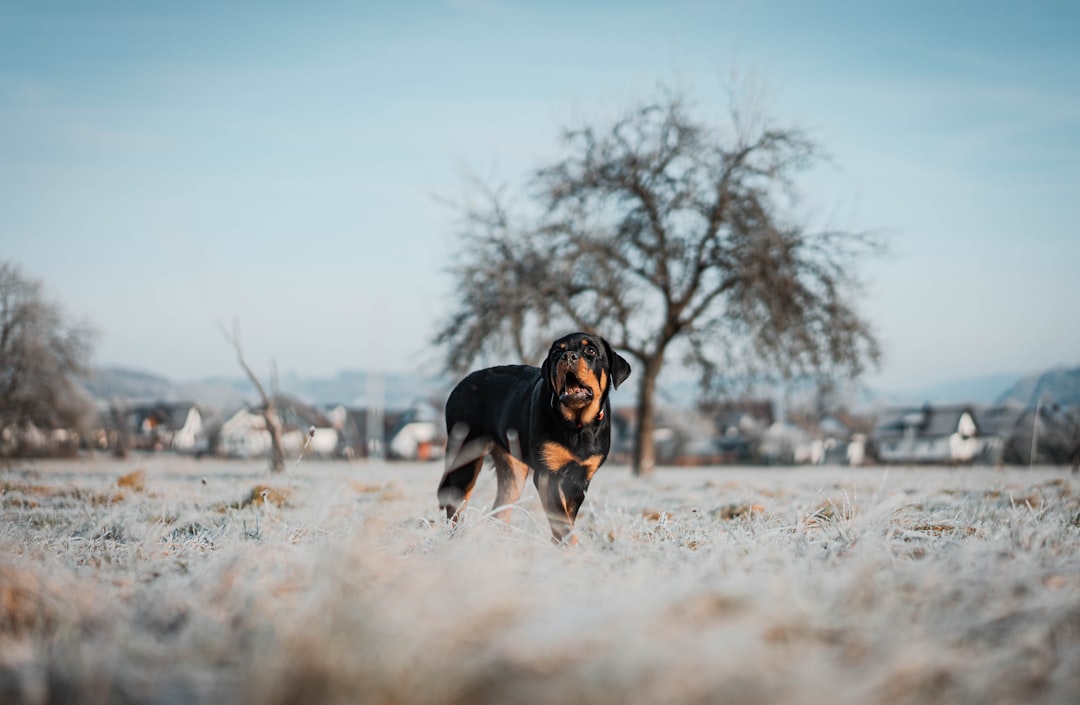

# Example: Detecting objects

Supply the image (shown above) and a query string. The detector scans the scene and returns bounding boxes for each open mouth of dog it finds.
[558,372,595,406]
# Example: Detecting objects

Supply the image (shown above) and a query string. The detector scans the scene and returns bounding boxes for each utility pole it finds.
[366,372,385,459]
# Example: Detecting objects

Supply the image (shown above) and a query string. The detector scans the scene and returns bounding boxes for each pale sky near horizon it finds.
[2,1,1078,393]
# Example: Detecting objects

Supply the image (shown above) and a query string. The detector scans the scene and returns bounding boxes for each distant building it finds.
[388,401,446,461]
[0,423,82,458]
[212,395,338,459]
[874,405,981,464]
[708,400,774,464]
[608,407,639,465]
[126,402,205,453]
[325,405,388,459]
[972,404,1028,465]
[976,403,1080,466]
[759,419,811,465]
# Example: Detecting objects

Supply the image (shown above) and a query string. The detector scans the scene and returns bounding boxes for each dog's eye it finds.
[584,345,598,357]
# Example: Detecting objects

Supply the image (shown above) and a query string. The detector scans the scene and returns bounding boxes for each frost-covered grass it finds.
[2,457,1079,705]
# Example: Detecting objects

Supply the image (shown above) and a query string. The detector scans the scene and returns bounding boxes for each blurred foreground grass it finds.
[2,458,1079,705]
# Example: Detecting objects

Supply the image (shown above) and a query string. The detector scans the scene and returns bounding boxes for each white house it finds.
[216,408,272,458]
[388,401,445,461]
[874,405,981,464]
[128,402,204,453]
[214,395,339,459]
[167,404,204,452]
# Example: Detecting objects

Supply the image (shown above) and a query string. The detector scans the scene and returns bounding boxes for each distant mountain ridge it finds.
[85,366,452,414]
[83,367,175,401]
[874,372,1022,407]
[83,368,252,415]
[870,365,1080,409]
[997,366,1080,407]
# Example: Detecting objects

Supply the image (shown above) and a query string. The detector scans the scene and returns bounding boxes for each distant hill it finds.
[277,369,452,409]
[82,368,251,418]
[873,373,1022,407]
[84,366,451,414]
[997,366,1080,407]
[867,366,1080,410]
[83,367,176,402]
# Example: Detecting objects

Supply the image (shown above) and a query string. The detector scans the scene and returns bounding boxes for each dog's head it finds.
[540,333,631,423]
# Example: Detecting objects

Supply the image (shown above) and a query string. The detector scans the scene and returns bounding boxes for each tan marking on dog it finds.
[541,441,577,471]
[582,454,604,480]
[553,350,610,425]
[490,447,530,522]
[574,358,604,425]
[540,441,604,478]
[575,357,598,388]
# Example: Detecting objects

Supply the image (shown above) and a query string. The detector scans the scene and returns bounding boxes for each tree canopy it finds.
[0,261,95,443]
[436,87,881,474]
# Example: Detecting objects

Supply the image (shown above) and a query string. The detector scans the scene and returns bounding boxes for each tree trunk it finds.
[632,358,662,476]
[263,402,286,474]
[109,400,129,460]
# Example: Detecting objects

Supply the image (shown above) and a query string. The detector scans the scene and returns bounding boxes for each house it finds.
[608,407,638,465]
[976,403,1080,466]
[126,402,204,453]
[0,423,81,458]
[656,406,725,466]
[785,411,876,466]
[607,406,695,466]
[325,404,389,459]
[213,395,339,459]
[873,404,981,464]
[388,401,446,460]
[215,407,272,459]
[759,419,812,465]
[972,404,1027,465]
[707,400,774,464]
[814,414,852,464]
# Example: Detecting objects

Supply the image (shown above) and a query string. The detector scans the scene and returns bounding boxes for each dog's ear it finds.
[601,338,632,390]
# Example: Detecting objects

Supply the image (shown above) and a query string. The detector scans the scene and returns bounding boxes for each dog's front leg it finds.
[534,465,590,545]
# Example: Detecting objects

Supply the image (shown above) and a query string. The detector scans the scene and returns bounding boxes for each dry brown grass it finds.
[116,469,147,492]
[0,459,1078,705]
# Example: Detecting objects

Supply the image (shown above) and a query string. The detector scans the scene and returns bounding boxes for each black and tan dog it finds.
[437,332,631,544]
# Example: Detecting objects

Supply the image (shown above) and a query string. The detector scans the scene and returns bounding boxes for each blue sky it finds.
[2,1,1078,393]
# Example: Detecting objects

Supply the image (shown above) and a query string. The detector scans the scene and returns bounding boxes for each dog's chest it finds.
[525,424,608,474]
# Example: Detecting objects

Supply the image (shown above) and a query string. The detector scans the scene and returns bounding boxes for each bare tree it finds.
[435,86,880,475]
[223,319,285,474]
[0,261,95,453]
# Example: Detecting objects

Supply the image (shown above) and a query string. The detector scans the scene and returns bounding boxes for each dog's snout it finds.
[562,351,580,364]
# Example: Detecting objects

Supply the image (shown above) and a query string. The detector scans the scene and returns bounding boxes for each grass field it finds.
[2,456,1078,705]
